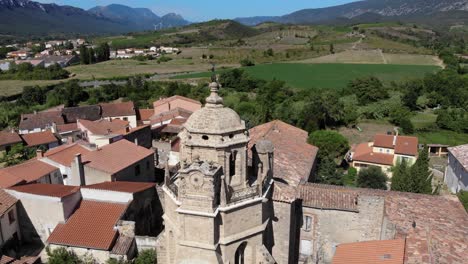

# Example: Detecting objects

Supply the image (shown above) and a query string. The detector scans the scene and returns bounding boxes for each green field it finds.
[416,130,468,146]
[172,63,440,89]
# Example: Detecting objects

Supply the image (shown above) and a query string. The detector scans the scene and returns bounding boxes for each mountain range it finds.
[0,0,189,36]
[235,0,468,26]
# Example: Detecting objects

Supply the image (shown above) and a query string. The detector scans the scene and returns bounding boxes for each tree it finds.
[399,117,414,134]
[96,43,111,62]
[264,48,274,57]
[240,58,255,67]
[329,43,335,54]
[88,48,96,64]
[308,130,349,159]
[46,247,82,264]
[135,249,157,264]
[316,156,343,185]
[356,166,388,190]
[391,159,410,191]
[343,167,357,187]
[0,144,36,166]
[79,45,89,65]
[409,146,433,194]
[347,76,388,105]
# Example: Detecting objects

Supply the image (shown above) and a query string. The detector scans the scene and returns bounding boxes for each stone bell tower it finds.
[159,81,276,264]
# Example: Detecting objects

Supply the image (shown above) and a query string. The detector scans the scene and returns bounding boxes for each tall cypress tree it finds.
[391,159,409,192]
[409,146,433,194]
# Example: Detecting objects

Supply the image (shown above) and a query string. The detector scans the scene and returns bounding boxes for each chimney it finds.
[126,126,130,133]
[74,153,86,186]
[393,128,399,146]
[51,122,57,134]
[134,138,139,146]
[36,149,44,158]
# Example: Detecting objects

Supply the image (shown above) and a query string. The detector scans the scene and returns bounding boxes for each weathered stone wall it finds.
[271,200,301,264]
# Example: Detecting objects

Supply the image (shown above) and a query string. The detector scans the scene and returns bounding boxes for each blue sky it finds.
[36,0,358,21]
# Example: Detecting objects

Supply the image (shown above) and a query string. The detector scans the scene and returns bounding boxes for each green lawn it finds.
[411,112,438,129]
[172,63,440,90]
[415,130,468,146]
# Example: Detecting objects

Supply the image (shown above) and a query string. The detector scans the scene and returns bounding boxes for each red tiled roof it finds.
[100,102,135,117]
[19,111,64,131]
[21,131,58,147]
[82,139,153,174]
[84,181,155,194]
[374,134,395,149]
[272,181,297,203]
[47,200,127,250]
[44,143,92,166]
[332,239,405,264]
[153,95,201,108]
[150,107,192,124]
[56,123,79,133]
[115,125,150,136]
[137,109,154,121]
[0,256,15,264]
[0,190,17,216]
[8,184,79,198]
[0,159,58,187]
[373,134,418,156]
[448,144,468,171]
[78,119,129,135]
[0,131,22,146]
[298,183,359,212]
[353,143,394,166]
[249,120,318,186]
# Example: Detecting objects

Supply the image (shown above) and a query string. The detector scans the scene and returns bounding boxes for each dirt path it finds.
[378,49,388,64]
[352,38,363,50]
[433,56,445,69]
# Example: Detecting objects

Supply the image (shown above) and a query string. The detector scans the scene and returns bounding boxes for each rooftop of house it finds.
[0,159,58,188]
[353,142,395,166]
[298,183,359,212]
[19,111,64,131]
[0,130,22,146]
[150,107,193,125]
[56,123,79,133]
[0,190,17,216]
[62,105,102,123]
[332,239,405,264]
[100,102,136,117]
[373,134,418,156]
[20,130,58,147]
[47,200,128,250]
[0,255,40,264]
[44,143,92,166]
[248,120,319,186]
[137,109,154,122]
[81,139,154,174]
[115,125,150,136]
[83,181,155,194]
[36,55,76,63]
[153,95,201,108]
[8,183,79,198]
[78,119,129,136]
[448,144,468,171]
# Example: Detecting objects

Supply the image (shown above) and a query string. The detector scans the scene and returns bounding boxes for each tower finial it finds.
[206,64,223,107]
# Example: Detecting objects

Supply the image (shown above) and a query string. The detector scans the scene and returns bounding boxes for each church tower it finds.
[159,82,276,264]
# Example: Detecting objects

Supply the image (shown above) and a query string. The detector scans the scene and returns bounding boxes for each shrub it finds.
[240,58,255,67]
[356,166,388,190]
[135,249,157,264]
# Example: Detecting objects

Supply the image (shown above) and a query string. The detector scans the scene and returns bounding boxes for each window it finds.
[303,215,312,232]
[123,117,128,121]
[63,174,68,179]
[386,149,390,153]
[135,165,141,176]
[380,148,383,152]
[202,135,209,140]
[235,242,247,264]
[8,210,15,225]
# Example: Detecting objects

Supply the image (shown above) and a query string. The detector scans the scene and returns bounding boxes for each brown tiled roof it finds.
[44,143,92,166]
[353,143,394,166]
[84,181,155,194]
[56,123,79,133]
[272,181,297,203]
[298,183,359,212]
[19,111,64,131]
[78,119,129,135]
[82,139,153,174]
[448,144,468,171]
[21,131,58,147]
[373,134,418,156]
[137,109,154,121]
[153,95,201,108]
[150,107,192,124]
[100,102,135,117]
[115,125,150,136]
[0,256,15,264]
[62,105,101,123]
[332,239,405,264]
[110,236,134,255]
[47,200,127,250]
[8,184,79,198]
[249,120,318,186]
[0,131,22,146]
[0,190,17,216]
[0,159,58,187]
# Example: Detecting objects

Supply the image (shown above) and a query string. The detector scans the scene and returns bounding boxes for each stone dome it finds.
[184,106,245,134]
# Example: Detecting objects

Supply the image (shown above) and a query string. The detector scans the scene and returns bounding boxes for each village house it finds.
[137,109,154,125]
[53,123,81,143]
[19,111,64,134]
[69,139,155,186]
[331,239,405,264]
[445,144,468,193]
[6,50,31,60]
[0,158,63,188]
[100,102,138,128]
[14,59,45,68]
[20,130,59,150]
[36,55,78,68]
[6,184,81,245]
[0,190,20,252]
[349,133,418,177]
[77,119,129,148]
[0,130,23,154]
[153,95,202,116]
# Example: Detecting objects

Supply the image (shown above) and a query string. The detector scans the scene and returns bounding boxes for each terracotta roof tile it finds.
[84,181,155,194]
[0,190,17,216]
[56,123,79,133]
[44,143,92,166]
[62,105,101,123]
[272,182,297,203]
[82,139,154,174]
[110,236,134,255]
[0,256,15,264]
[19,111,64,131]
[249,120,318,186]
[373,134,418,156]
[332,239,405,264]
[137,109,154,121]
[353,142,395,166]
[21,131,58,147]
[78,119,129,135]
[298,183,359,211]
[448,144,468,171]
[0,159,58,187]
[374,134,395,149]
[8,184,79,198]
[150,107,192,125]
[100,102,135,117]
[0,131,22,146]
[153,95,201,108]
[47,200,127,250]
